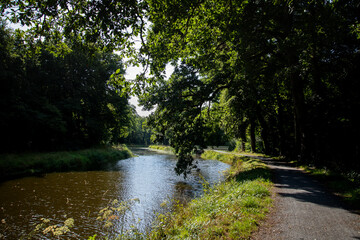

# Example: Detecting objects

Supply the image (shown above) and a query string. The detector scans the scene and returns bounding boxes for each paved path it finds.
[252,157,360,240]
[211,151,360,239]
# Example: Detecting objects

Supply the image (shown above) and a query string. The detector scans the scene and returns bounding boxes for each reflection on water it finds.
[0,147,229,239]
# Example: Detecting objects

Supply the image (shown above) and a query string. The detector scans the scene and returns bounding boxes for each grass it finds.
[148,145,174,153]
[297,164,360,209]
[201,150,239,164]
[0,144,133,181]
[233,151,270,158]
[149,150,273,239]
[204,148,270,159]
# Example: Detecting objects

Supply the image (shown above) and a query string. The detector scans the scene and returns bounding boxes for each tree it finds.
[0,22,133,152]
[0,0,148,53]
[142,62,228,175]
[121,112,153,145]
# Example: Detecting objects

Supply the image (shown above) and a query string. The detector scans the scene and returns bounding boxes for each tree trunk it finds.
[276,89,287,156]
[282,7,308,161]
[241,140,246,152]
[250,120,256,152]
[290,69,307,162]
[238,123,247,152]
[257,111,270,154]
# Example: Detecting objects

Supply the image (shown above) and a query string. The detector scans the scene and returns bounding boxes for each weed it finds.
[21,217,76,239]
[23,198,144,240]
[95,198,144,240]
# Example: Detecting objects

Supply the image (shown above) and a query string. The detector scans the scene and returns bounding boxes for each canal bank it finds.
[0,145,133,181]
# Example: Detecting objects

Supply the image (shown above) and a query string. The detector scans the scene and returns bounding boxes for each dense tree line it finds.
[0,22,134,152]
[121,113,153,145]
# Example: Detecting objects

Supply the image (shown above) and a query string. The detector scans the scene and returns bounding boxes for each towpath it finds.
[213,150,360,239]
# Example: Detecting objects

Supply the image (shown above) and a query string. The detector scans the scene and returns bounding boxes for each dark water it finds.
[0,148,229,239]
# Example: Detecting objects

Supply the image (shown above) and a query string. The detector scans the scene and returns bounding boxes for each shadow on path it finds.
[252,157,360,240]
[272,165,343,209]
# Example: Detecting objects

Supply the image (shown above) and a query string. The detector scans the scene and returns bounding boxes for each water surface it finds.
[0,148,229,239]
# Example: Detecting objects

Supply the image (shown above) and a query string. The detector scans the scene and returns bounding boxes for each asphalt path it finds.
[252,157,360,240]
[212,150,360,239]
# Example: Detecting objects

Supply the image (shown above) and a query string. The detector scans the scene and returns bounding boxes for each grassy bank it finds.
[296,164,360,209]
[150,150,273,239]
[148,145,174,153]
[0,145,133,181]
[201,150,241,164]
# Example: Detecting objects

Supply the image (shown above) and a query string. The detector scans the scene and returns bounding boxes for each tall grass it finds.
[0,145,133,181]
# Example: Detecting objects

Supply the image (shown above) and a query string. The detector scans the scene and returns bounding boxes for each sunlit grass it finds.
[148,145,174,153]
[0,145,133,181]
[232,150,269,158]
[201,150,238,164]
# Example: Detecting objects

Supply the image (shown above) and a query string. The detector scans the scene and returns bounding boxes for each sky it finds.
[125,64,153,117]
[125,63,174,117]
[124,30,174,117]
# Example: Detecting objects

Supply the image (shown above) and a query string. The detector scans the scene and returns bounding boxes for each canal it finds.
[0,148,229,239]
